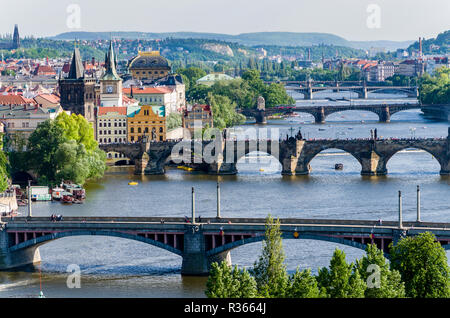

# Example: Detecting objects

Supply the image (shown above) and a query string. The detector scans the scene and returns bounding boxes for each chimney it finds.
[419,37,422,56]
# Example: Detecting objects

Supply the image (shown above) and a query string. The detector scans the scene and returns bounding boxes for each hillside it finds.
[51,31,411,50]
[407,30,449,54]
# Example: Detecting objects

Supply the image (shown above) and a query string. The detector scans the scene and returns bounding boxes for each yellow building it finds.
[127,105,166,142]
[128,51,171,81]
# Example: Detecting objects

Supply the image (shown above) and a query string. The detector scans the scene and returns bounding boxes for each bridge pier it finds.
[207,162,237,175]
[181,226,231,276]
[314,107,326,124]
[134,153,165,175]
[0,229,41,270]
[360,151,385,176]
[379,107,391,123]
[254,110,267,125]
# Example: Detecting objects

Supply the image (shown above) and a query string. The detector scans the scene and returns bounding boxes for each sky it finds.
[2,0,449,41]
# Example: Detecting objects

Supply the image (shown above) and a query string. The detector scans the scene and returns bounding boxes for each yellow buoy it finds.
[128,182,138,186]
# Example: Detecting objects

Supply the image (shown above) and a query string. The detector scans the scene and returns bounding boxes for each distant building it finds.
[396,59,425,77]
[127,105,166,142]
[96,106,128,162]
[128,51,171,81]
[0,25,20,50]
[33,93,60,108]
[123,86,179,114]
[0,95,63,150]
[33,64,56,76]
[365,61,395,82]
[196,73,234,86]
[182,104,213,136]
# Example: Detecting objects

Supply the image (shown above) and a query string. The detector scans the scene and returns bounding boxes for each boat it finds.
[61,192,74,204]
[177,166,194,172]
[51,187,65,201]
[128,182,138,186]
[61,181,85,201]
[335,163,344,170]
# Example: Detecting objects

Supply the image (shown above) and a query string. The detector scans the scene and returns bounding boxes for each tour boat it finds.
[61,192,74,204]
[51,187,65,201]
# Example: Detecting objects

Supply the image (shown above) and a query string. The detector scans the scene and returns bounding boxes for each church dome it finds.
[128,52,170,70]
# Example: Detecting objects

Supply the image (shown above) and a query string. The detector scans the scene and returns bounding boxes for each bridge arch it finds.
[324,109,380,122]
[206,233,370,257]
[299,146,364,175]
[384,146,444,174]
[9,230,183,256]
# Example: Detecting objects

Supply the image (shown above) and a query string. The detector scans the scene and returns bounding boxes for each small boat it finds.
[52,187,65,201]
[259,168,265,172]
[128,182,138,186]
[61,192,74,204]
[335,163,344,170]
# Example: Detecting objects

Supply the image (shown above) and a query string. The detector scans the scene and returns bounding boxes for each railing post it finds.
[27,180,32,218]
[417,185,421,222]
[398,190,403,229]
[216,182,221,219]
[191,187,195,224]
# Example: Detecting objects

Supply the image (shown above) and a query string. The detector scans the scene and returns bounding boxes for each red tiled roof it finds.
[97,106,128,116]
[0,95,31,105]
[123,87,171,95]
[34,93,60,104]
[122,95,138,105]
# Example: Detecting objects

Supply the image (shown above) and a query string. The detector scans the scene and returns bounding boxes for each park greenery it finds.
[0,135,9,192]
[9,113,106,186]
[205,215,450,298]
[419,66,450,105]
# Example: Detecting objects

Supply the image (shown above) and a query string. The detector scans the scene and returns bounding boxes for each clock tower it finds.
[100,41,123,107]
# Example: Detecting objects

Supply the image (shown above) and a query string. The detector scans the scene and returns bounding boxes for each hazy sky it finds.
[3,0,449,41]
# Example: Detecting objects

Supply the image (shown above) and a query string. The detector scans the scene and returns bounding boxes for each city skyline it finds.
[2,0,449,41]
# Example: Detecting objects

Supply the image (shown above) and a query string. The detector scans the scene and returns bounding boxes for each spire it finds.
[67,47,85,80]
[102,40,120,80]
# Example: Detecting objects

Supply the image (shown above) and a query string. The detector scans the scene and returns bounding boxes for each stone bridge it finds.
[100,130,450,176]
[284,81,419,100]
[239,103,423,124]
[2,216,450,275]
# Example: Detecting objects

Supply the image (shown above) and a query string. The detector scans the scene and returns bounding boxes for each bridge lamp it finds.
[398,191,403,229]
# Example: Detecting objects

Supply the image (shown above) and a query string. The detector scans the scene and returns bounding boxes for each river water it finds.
[1,92,449,298]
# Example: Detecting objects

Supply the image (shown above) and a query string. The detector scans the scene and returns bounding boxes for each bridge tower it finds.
[254,96,267,124]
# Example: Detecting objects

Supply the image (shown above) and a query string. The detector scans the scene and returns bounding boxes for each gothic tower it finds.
[99,41,122,106]
[59,47,96,127]
[12,25,19,49]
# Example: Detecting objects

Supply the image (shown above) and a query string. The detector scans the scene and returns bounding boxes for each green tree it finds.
[263,83,295,108]
[205,261,257,298]
[317,248,366,298]
[390,232,450,298]
[26,114,106,186]
[166,112,182,131]
[355,244,405,298]
[207,93,245,129]
[286,268,322,298]
[251,215,288,298]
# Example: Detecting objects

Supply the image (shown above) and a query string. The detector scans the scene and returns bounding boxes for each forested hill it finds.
[51,31,411,50]
[407,30,450,54]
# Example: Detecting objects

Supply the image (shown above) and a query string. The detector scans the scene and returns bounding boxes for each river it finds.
[1,92,449,298]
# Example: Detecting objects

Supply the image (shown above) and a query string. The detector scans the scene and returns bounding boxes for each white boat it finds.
[52,187,65,201]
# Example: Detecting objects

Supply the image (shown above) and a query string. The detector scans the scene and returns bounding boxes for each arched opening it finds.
[312,89,359,99]
[386,147,441,175]
[325,110,379,123]
[228,238,366,275]
[287,112,315,124]
[11,171,35,184]
[37,236,182,275]
[307,148,362,176]
[390,109,424,122]
[236,151,282,175]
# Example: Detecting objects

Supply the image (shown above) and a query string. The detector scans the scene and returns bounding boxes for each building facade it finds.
[96,106,128,163]
[127,105,166,142]
[182,104,213,137]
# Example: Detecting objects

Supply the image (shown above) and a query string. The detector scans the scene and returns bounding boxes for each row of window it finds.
[107,153,126,159]
[138,97,163,103]
[98,130,126,135]
[100,138,125,143]
[135,71,165,75]
[99,122,125,127]
[129,127,163,134]
[130,135,164,142]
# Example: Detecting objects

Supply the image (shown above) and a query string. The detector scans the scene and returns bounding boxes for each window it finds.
[159,127,163,133]
[99,122,102,127]
[138,127,141,133]
[145,127,148,133]
[159,136,163,141]
[130,128,134,133]
[131,136,134,141]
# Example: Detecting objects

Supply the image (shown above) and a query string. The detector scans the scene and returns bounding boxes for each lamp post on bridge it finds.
[217,182,221,219]
[191,187,195,224]
[27,180,32,219]
[398,190,403,229]
[417,185,421,223]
